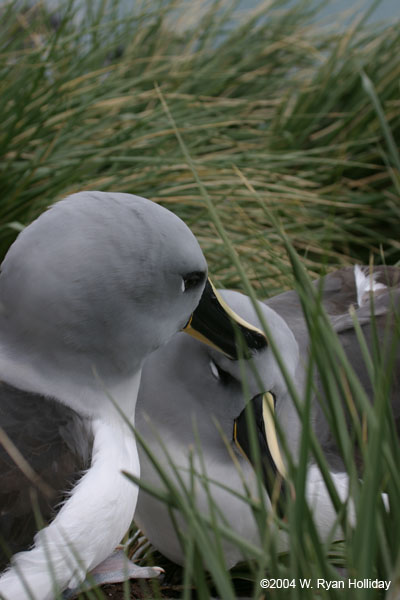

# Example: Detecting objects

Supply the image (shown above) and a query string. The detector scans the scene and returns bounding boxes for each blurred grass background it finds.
[1,0,399,295]
[1,1,400,599]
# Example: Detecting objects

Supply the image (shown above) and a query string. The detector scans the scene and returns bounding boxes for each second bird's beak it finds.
[182,279,267,360]
[233,392,287,516]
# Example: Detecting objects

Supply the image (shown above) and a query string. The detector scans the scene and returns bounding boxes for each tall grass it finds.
[1,1,399,598]
[1,0,400,292]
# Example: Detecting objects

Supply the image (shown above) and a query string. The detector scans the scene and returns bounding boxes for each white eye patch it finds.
[209,359,220,380]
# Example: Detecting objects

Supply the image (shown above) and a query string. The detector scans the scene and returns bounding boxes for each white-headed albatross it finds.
[134,265,399,566]
[0,191,267,600]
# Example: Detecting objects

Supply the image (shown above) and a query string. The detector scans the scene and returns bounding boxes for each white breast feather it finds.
[0,416,139,600]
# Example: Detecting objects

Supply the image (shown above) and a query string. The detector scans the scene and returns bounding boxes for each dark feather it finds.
[0,382,91,570]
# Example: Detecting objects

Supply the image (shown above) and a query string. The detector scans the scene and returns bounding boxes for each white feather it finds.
[354,264,386,308]
[0,390,140,600]
[305,465,354,538]
[306,464,388,539]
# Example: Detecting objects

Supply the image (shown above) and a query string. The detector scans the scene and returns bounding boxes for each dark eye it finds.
[182,271,205,293]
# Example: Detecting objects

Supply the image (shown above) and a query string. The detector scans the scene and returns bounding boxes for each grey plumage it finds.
[135,266,400,566]
[0,190,263,598]
[267,266,400,469]
[0,192,207,417]
[0,191,211,599]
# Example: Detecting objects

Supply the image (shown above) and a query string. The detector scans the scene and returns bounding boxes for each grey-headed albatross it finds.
[134,266,398,566]
[0,191,267,599]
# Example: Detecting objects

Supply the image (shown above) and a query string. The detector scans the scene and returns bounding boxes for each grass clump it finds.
[1,0,400,293]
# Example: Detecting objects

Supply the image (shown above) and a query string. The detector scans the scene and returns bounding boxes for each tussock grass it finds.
[1,0,400,294]
[1,1,399,599]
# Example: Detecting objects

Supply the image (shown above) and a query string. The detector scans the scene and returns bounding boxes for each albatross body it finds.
[0,191,266,599]
[134,266,399,566]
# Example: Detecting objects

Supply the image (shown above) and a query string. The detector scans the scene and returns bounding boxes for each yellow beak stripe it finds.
[262,392,286,478]
[206,280,266,340]
[233,392,286,480]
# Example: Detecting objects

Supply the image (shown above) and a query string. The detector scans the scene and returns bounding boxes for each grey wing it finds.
[263,267,361,339]
[264,267,400,471]
[315,277,400,471]
[0,382,92,570]
[327,267,400,418]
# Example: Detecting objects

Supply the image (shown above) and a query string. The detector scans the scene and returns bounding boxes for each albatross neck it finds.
[0,338,142,422]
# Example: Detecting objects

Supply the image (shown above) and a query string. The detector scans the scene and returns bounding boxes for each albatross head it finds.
[207,290,300,401]
[0,192,266,418]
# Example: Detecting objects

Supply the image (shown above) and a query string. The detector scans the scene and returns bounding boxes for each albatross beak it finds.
[182,279,267,360]
[233,392,287,516]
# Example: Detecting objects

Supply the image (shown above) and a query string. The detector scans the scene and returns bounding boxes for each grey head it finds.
[137,289,298,444]
[135,286,302,547]
[206,290,299,401]
[199,290,303,462]
[135,289,292,564]
[0,191,207,416]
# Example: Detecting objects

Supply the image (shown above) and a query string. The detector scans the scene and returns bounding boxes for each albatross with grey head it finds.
[0,191,267,599]
[134,266,399,566]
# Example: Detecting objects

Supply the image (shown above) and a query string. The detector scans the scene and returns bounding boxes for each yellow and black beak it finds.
[183,279,267,360]
[233,392,287,516]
